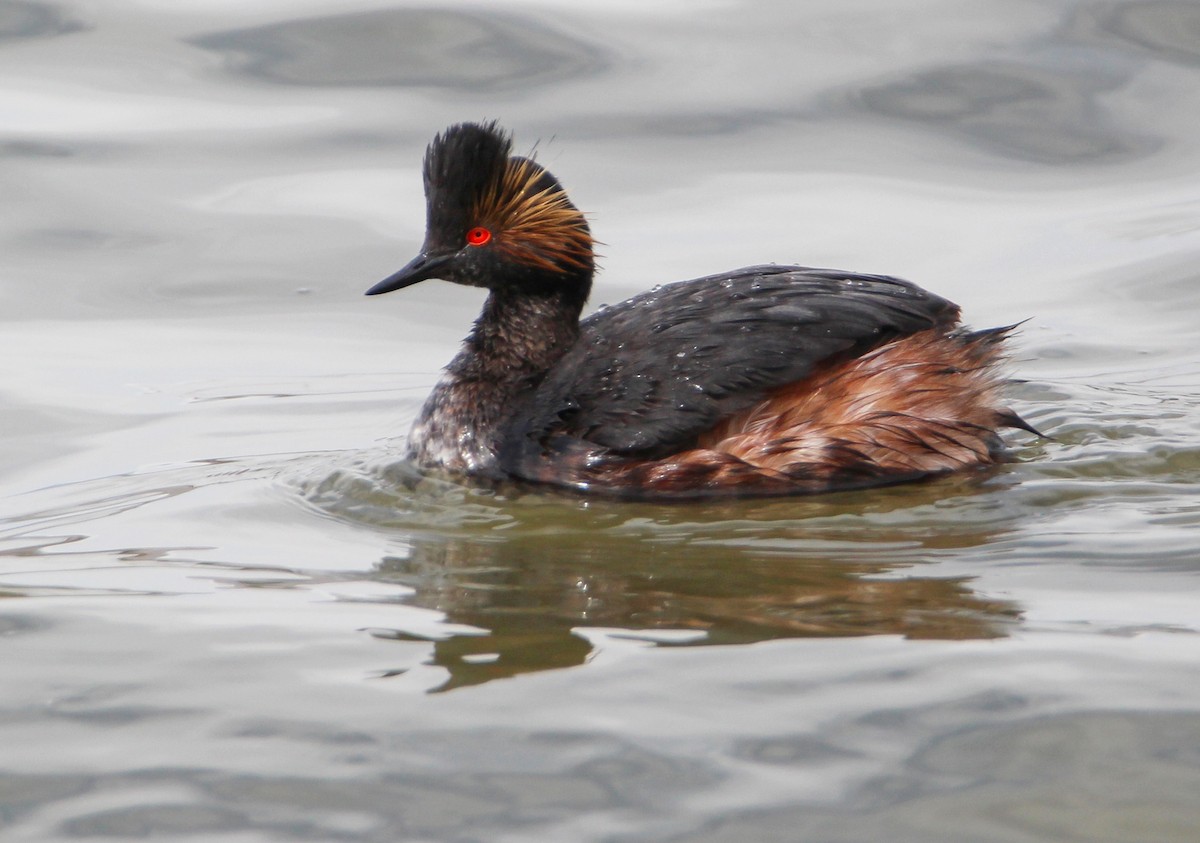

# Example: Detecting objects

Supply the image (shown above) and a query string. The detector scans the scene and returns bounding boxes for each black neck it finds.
[449,277,591,383]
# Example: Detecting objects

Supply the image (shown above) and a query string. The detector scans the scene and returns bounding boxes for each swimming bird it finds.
[366,121,1034,499]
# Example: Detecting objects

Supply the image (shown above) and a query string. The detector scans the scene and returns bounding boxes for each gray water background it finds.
[2,1,1200,840]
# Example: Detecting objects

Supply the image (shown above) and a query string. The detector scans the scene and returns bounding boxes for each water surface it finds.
[2,1,1199,840]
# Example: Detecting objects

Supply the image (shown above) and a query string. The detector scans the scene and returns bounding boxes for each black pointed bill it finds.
[365,251,455,296]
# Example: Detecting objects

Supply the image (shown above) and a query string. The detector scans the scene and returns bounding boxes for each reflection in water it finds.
[189,8,607,91]
[307,460,1021,692]
[374,538,1018,693]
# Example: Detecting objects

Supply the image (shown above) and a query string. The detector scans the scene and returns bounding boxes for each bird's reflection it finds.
[360,473,1022,692]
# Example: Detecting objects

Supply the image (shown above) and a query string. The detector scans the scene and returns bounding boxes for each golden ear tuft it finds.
[474,158,593,273]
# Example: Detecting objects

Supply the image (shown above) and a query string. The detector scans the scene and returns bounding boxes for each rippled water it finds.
[3,1,1199,840]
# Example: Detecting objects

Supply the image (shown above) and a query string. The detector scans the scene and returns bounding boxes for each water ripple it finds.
[189,8,608,91]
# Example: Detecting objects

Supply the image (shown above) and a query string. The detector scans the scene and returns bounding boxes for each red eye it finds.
[466,226,492,246]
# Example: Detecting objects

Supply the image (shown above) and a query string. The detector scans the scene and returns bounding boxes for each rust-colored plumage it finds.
[474,156,593,274]
[574,326,1024,497]
[701,327,1011,472]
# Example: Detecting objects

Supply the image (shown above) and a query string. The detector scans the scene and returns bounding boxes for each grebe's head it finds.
[366,121,593,297]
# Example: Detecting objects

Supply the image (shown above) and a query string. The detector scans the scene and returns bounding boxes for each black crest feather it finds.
[422,121,512,250]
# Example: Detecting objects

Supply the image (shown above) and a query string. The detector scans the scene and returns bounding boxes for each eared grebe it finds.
[366,121,1035,499]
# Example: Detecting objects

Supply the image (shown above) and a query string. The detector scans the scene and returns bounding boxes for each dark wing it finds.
[498,265,960,473]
